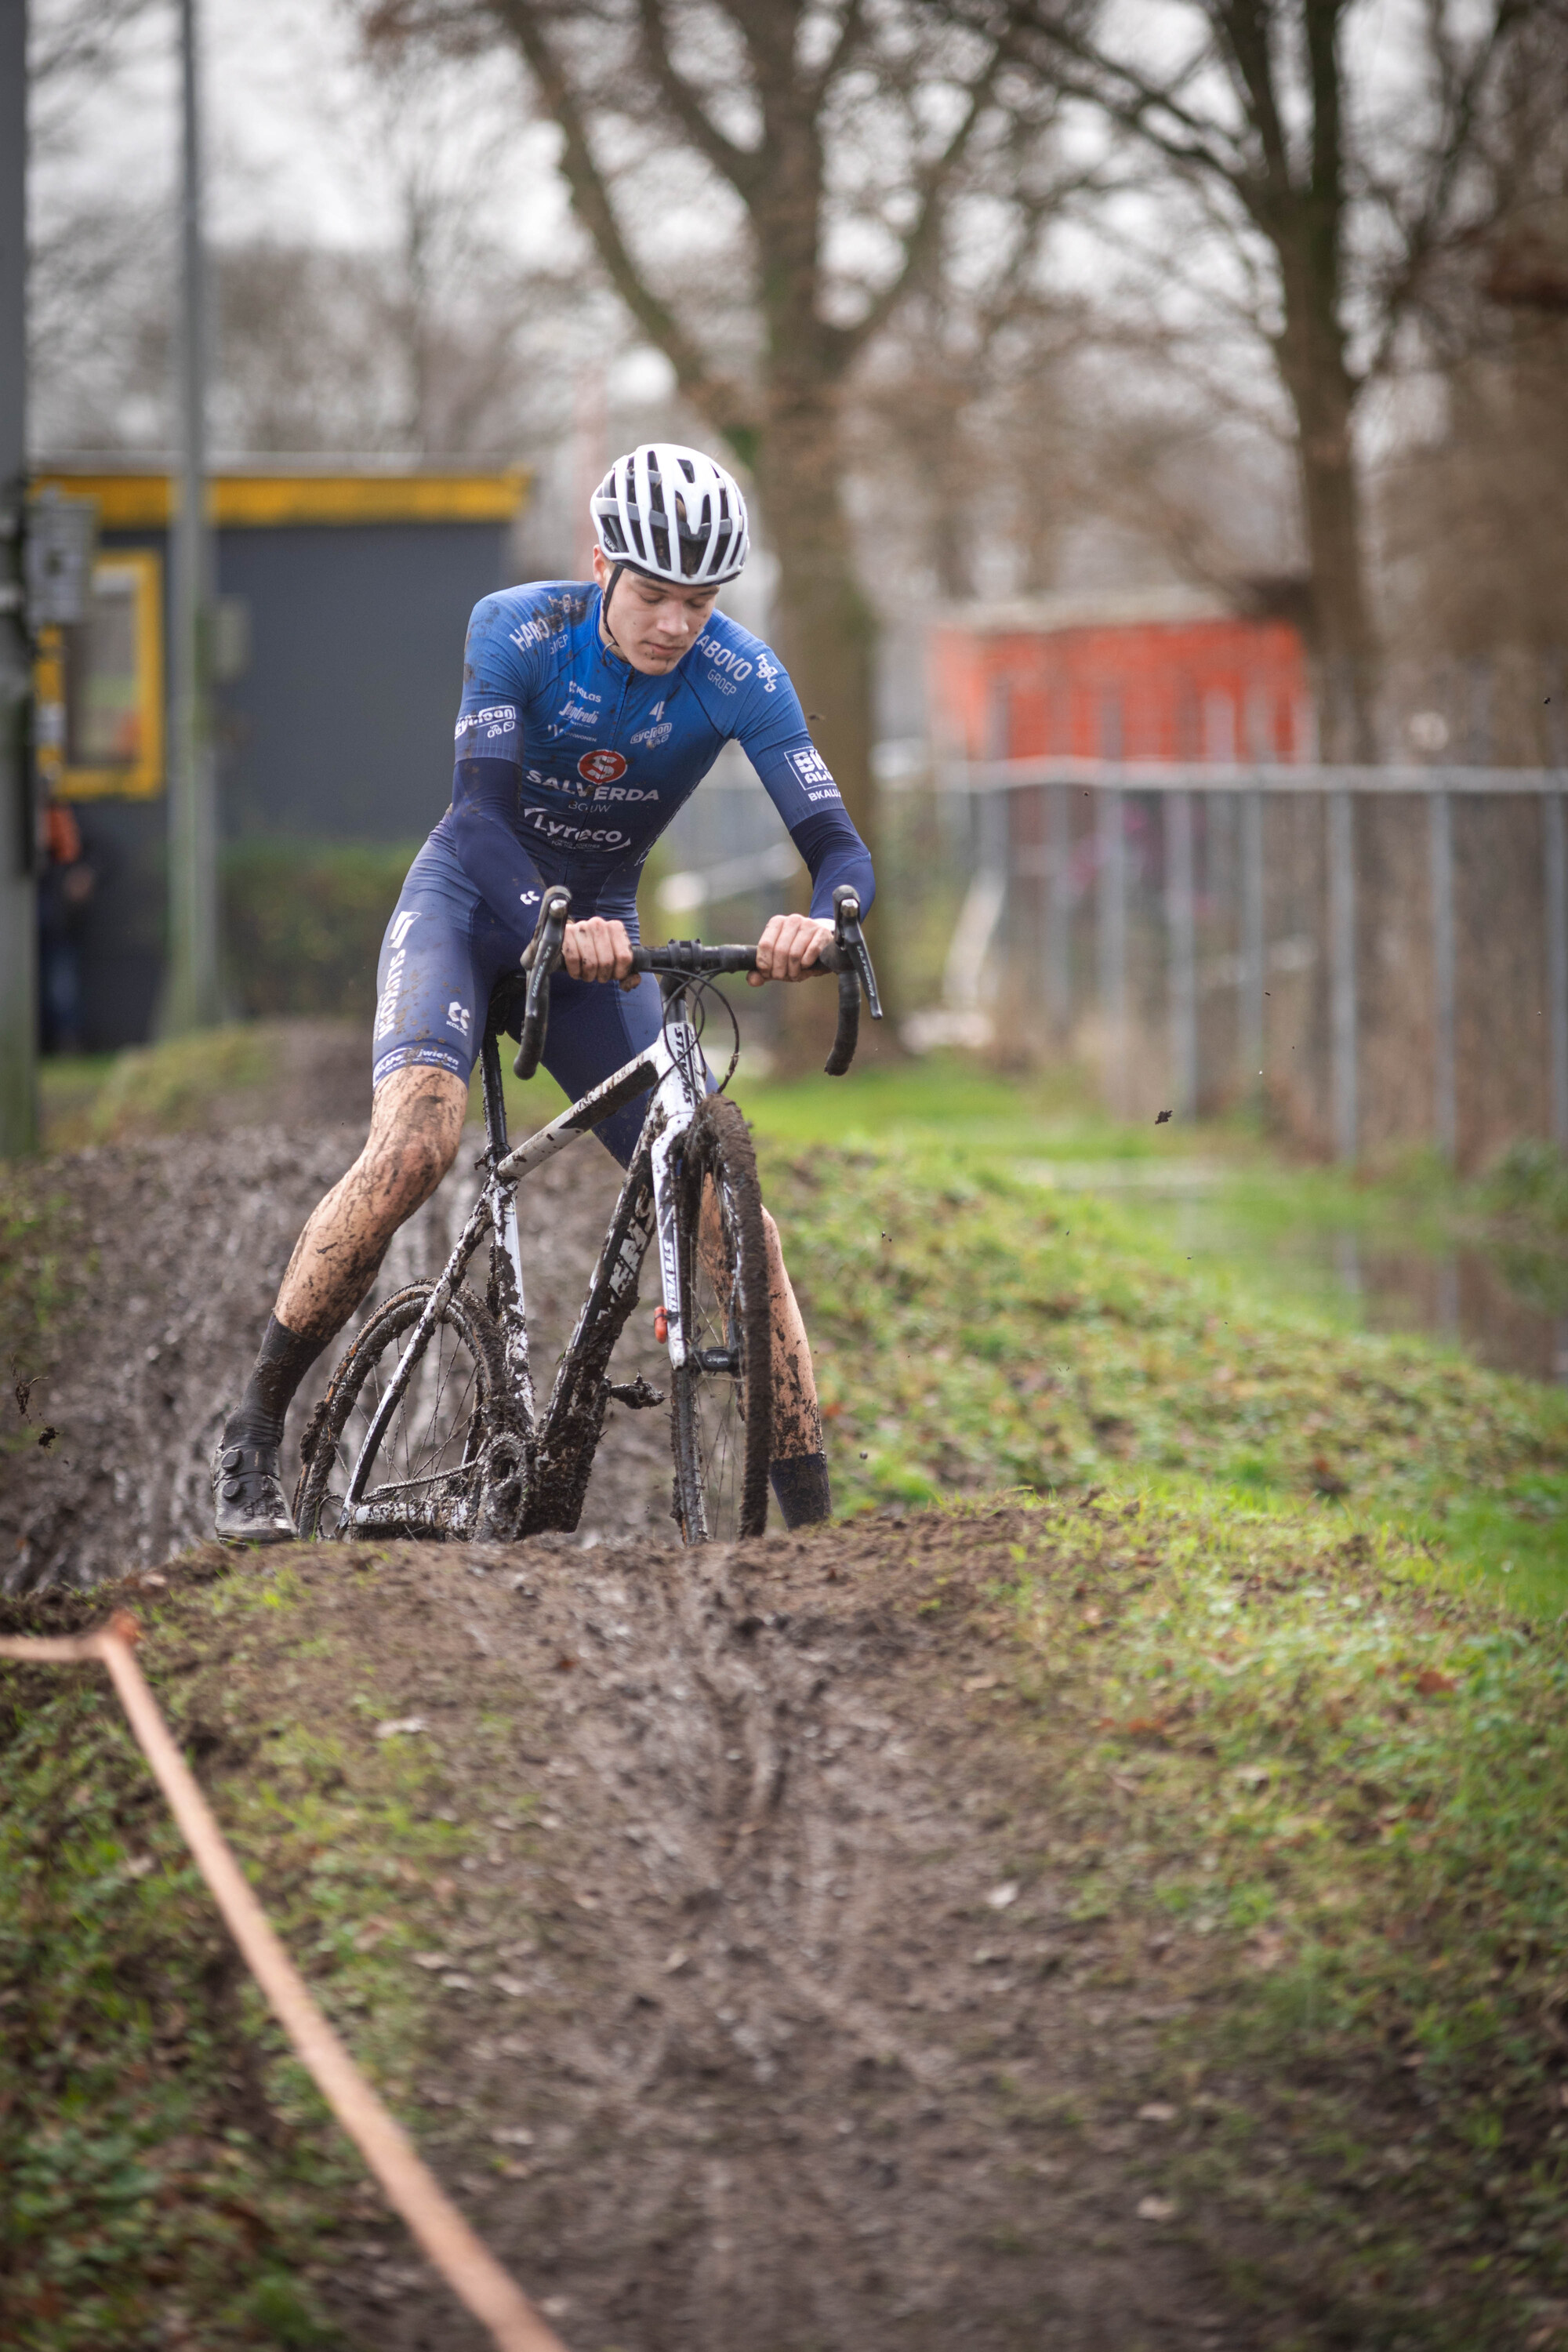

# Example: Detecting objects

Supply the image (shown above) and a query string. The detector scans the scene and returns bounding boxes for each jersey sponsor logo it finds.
[578,749,628,785]
[507,611,567,654]
[522,767,659,804]
[388,909,420,949]
[706,670,738,696]
[522,806,630,851]
[446,1000,472,1039]
[787,745,840,798]
[556,699,598,728]
[695,633,753,682]
[455,702,519,749]
[755,650,779,694]
[630,720,673,749]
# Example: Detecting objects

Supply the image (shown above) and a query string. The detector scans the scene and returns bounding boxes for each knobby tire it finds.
[294,1281,509,1541]
[670,1094,772,1543]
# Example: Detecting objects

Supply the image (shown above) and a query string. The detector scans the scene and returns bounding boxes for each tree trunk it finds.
[1276,249,1381,763]
[753,390,878,867]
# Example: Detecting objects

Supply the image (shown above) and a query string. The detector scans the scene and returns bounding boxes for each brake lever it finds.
[822,884,883,1076]
[514,885,572,1080]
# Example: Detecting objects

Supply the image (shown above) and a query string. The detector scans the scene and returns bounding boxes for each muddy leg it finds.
[274,1066,469,1340]
[697,1185,830,1530]
[219,1068,468,1471]
[761,1209,822,1461]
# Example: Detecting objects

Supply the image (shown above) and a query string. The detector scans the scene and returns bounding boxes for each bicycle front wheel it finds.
[670,1094,772,1543]
[294,1281,508,1541]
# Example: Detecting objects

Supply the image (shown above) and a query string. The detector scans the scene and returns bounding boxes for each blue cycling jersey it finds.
[432,580,875,929]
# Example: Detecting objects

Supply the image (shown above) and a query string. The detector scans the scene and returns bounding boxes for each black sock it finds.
[223,1316,328,1453]
[770,1450,831,1530]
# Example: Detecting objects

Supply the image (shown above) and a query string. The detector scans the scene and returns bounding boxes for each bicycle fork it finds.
[648,989,710,1374]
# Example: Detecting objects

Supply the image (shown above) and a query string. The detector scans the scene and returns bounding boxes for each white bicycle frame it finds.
[336,992,713,1533]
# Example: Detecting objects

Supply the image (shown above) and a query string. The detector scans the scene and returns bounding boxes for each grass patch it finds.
[0,1556,477,2350]
[982,1486,1568,2343]
[760,1138,1568,1613]
[39,1028,282,1150]
[0,1160,93,1445]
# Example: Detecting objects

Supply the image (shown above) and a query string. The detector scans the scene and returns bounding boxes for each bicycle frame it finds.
[334,982,713,1537]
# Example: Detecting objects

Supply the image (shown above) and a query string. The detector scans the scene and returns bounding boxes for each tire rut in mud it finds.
[4,1128,677,1593]
[290,1527,1240,2351]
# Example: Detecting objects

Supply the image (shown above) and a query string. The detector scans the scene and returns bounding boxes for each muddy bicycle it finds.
[293,884,880,1547]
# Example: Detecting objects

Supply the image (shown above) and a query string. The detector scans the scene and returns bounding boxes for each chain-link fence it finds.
[904,758,1568,1171]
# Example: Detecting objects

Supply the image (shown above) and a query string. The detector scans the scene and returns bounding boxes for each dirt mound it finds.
[5,1127,677,1593]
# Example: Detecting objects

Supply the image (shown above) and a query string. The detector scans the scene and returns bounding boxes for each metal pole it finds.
[1328,789,1358,1162]
[0,0,35,1156]
[1428,788,1457,1163]
[1240,786,1264,1102]
[1546,789,1568,1150]
[165,0,220,1033]
[1047,780,1071,1038]
[1097,786,1126,1114]
[1166,787,1196,1118]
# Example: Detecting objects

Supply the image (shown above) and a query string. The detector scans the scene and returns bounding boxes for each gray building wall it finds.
[219,519,510,842]
[63,511,511,1050]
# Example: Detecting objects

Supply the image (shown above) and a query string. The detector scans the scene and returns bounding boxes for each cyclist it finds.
[212,442,873,1545]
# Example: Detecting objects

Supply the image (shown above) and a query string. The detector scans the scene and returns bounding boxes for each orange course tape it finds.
[0,1613,568,2352]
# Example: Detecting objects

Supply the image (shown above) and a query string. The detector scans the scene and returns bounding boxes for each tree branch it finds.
[1360,0,1525,382]
[489,0,760,451]
[804,0,869,107]
[634,0,762,204]
[830,31,1013,365]
[998,1,1256,200]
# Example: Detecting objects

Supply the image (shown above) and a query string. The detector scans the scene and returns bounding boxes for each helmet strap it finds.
[599,560,630,657]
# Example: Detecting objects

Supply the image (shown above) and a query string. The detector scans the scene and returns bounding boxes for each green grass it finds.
[759,1136,1568,1617]
[0,1560,479,2350]
[970,1486,1568,2343]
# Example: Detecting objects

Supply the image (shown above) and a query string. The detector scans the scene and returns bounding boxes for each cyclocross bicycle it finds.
[293,884,880,1548]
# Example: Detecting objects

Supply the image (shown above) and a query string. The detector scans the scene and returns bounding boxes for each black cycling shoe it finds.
[211,1436,297,1544]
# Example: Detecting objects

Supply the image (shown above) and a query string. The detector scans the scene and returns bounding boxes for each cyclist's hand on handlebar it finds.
[750,911,835,986]
[561,916,639,989]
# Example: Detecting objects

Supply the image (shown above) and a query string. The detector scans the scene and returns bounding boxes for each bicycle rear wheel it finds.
[294,1281,509,1541]
[670,1095,772,1543]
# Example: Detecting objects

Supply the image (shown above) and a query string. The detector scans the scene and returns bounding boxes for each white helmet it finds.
[590,442,749,586]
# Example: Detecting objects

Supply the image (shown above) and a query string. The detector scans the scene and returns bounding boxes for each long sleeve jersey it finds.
[432,580,875,935]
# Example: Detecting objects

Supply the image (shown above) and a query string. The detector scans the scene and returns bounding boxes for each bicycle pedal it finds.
[609,1377,666,1410]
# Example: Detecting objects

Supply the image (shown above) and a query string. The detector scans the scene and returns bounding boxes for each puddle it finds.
[1019,1163,1568,1385]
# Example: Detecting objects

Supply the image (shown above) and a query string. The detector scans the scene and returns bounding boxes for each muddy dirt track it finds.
[94,1522,1250,2352]
[5,1045,677,1592]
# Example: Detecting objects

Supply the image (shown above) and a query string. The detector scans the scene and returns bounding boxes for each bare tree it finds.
[993,0,1538,760]
[361,0,1075,851]
[1380,5,1568,757]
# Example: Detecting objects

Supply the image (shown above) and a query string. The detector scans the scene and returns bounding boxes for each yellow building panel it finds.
[31,469,531,530]
[37,549,165,801]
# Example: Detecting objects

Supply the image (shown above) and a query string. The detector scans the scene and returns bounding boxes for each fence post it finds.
[1167,788,1197,1117]
[1047,780,1072,1039]
[1097,786,1127,1114]
[1328,789,1358,1162]
[1240,786,1265,1102]
[1546,789,1568,1151]
[1429,788,1457,1163]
